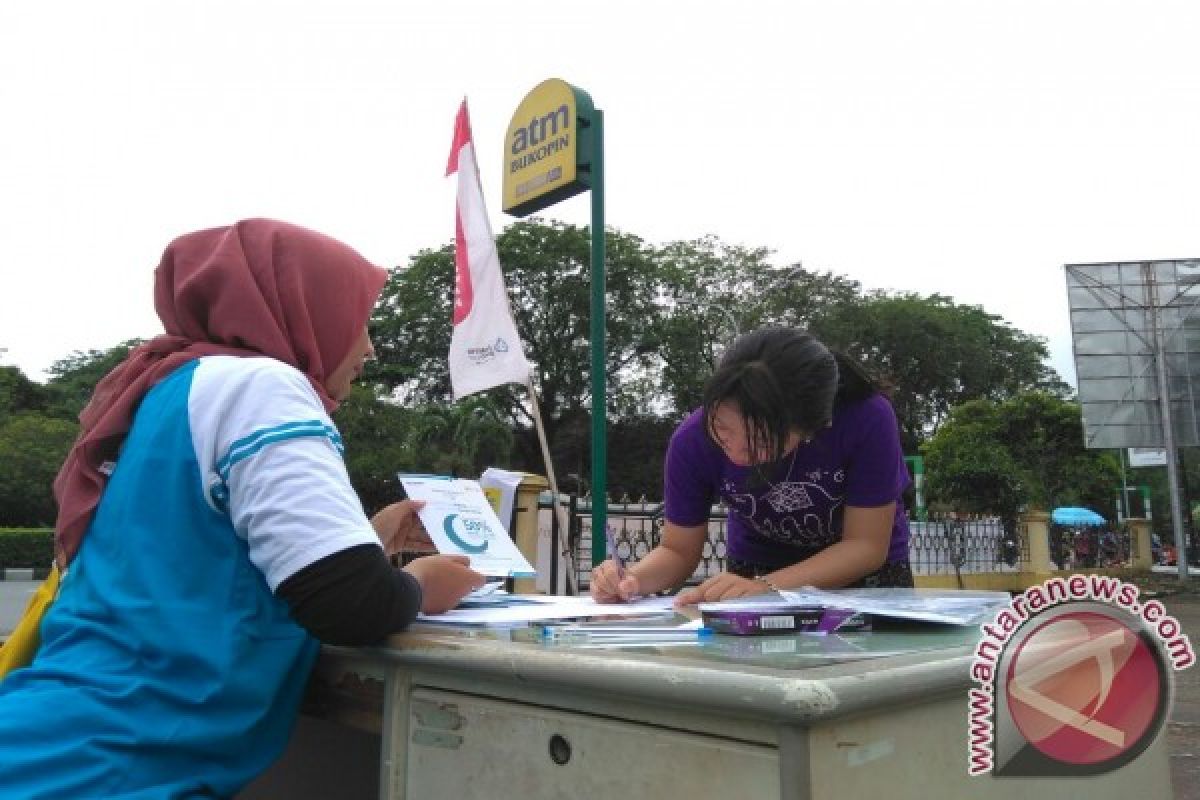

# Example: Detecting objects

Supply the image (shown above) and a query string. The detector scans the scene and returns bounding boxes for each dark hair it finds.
[701,327,877,466]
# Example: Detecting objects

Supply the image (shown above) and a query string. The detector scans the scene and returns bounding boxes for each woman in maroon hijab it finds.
[0,219,483,797]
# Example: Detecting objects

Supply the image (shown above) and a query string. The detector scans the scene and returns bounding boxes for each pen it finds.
[604,525,625,580]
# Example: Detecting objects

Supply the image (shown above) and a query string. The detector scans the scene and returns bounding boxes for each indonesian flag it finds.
[445,99,532,400]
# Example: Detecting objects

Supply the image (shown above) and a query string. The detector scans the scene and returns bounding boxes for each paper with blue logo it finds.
[398,473,536,578]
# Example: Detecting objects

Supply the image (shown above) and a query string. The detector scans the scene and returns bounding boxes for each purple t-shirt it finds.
[663,394,911,569]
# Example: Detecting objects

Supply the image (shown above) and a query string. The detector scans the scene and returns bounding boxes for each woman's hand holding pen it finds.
[589,560,642,603]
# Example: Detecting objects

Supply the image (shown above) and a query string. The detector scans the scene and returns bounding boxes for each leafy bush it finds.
[0,528,54,569]
[0,413,77,526]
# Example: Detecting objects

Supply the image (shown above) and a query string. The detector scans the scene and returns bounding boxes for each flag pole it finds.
[525,373,579,595]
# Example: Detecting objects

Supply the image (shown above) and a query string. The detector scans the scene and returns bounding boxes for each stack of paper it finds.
[454,582,543,609]
[698,587,1010,626]
[417,594,677,626]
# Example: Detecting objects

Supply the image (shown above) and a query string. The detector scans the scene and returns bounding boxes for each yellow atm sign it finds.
[502,78,595,217]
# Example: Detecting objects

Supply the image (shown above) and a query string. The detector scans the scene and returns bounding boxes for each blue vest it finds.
[0,361,318,798]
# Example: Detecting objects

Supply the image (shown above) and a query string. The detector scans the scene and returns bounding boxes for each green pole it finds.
[904,455,927,521]
[589,110,607,567]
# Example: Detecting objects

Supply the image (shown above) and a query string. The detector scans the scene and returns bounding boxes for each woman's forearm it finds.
[628,544,701,594]
[764,538,888,590]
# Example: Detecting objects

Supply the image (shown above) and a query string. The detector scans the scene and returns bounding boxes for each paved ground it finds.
[1156,585,1200,799]
[0,581,36,633]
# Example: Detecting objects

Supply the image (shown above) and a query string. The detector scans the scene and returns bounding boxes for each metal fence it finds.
[540,497,1037,591]
[907,515,1030,575]
[540,495,727,592]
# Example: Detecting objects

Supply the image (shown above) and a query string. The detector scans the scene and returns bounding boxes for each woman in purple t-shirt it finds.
[591,327,913,605]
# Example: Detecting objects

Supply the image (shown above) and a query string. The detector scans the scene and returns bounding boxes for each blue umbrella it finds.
[1051,506,1106,527]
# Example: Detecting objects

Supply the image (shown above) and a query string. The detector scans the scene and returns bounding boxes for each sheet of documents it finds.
[399,473,536,578]
[417,594,676,626]
[455,582,544,608]
[699,588,1011,626]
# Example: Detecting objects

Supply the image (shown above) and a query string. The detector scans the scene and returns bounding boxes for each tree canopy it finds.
[922,392,1120,523]
[334,387,514,515]
[0,218,1081,523]
[368,220,1067,494]
[44,339,143,420]
[0,366,49,423]
[0,413,77,526]
[822,293,1069,452]
[368,219,663,471]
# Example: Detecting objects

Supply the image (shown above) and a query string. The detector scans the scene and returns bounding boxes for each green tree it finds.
[335,387,515,513]
[403,397,515,478]
[0,366,49,422]
[44,340,143,420]
[368,220,662,471]
[605,415,678,499]
[650,237,776,413]
[826,293,1068,452]
[368,224,880,485]
[0,413,78,526]
[998,393,1119,512]
[334,386,423,515]
[923,393,1120,522]
[921,399,1026,527]
[367,219,1075,497]
[648,239,864,414]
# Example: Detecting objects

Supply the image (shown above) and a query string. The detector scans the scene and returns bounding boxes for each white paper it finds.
[400,473,536,578]
[776,588,1010,624]
[417,594,677,626]
[698,588,1011,626]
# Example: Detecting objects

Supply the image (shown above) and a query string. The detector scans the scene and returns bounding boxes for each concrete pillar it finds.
[1127,517,1154,570]
[512,473,549,594]
[1021,510,1055,575]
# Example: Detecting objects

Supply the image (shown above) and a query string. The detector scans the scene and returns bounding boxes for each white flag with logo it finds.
[445,99,532,399]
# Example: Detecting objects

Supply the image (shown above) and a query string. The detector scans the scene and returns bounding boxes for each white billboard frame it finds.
[1065,259,1200,580]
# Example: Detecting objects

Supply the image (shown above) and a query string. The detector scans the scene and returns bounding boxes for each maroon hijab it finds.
[52,219,389,569]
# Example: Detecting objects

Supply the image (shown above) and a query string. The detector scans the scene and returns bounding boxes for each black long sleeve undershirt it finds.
[275,543,423,646]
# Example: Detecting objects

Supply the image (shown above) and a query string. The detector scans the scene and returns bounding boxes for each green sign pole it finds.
[499,78,606,572]
[904,455,927,521]
[588,110,607,567]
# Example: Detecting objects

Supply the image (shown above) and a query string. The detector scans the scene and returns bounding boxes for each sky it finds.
[1,0,1198,386]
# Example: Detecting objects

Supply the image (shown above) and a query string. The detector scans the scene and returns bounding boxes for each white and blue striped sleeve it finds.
[188,357,383,591]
